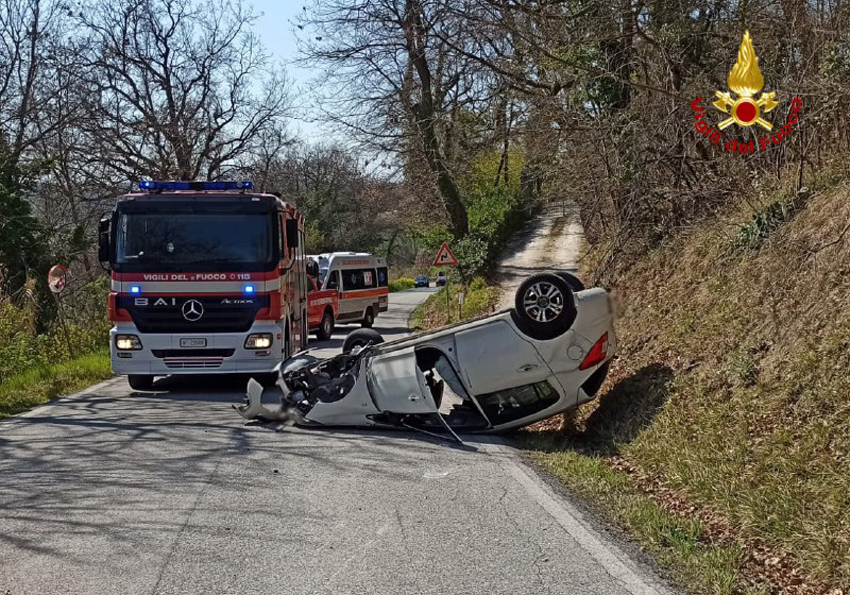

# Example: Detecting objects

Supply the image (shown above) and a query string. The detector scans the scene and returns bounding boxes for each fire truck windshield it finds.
[115,212,274,271]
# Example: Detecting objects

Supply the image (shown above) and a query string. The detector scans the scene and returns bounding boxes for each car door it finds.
[453,319,551,396]
[366,347,438,414]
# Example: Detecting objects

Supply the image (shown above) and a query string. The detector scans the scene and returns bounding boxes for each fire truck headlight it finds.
[244,333,272,349]
[115,335,143,350]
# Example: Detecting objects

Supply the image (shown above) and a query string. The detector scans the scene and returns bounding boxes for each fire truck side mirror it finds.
[285,218,299,249]
[97,216,111,264]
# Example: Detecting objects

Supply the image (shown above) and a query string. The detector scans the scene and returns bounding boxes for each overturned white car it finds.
[236,272,616,436]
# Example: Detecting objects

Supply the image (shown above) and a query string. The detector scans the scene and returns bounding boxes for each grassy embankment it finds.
[0,278,112,419]
[409,277,501,331]
[525,183,850,594]
[0,350,111,419]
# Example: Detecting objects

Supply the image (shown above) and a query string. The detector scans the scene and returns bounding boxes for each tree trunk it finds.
[403,0,468,238]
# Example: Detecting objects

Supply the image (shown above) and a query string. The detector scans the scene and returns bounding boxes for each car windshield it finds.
[115,212,273,266]
[475,381,559,425]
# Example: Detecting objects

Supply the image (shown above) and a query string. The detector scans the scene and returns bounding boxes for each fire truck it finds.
[98,181,309,390]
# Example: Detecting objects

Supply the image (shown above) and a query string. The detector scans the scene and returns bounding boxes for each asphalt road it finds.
[0,288,673,595]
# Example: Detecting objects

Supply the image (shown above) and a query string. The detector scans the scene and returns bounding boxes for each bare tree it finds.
[298,0,486,237]
[0,0,79,165]
[77,0,292,181]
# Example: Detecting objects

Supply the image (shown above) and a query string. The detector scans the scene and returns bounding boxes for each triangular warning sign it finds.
[433,242,459,267]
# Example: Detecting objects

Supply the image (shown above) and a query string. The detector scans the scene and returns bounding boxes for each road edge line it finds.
[481,437,674,595]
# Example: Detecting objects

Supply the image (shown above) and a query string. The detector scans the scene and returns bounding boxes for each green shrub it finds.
[454,186,530,282]
[389,277,415,292]
[0,275,110,387]
[454,236,489,282]
[732,198,798,251]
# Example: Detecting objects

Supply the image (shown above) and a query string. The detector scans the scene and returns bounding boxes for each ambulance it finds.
[308,253,389,328]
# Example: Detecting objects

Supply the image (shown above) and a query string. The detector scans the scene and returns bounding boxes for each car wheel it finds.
[281,354,319,374]
[556,271,585,292]
[361,308,374,328]
[343,329,384,353]
[128,375,154,391]
[512,272,577,340]
[316,309,334,341]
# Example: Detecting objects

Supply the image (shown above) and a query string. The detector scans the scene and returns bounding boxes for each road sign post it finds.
[433,242,459,323]
[47,264,74,358]
[445,269,451,322]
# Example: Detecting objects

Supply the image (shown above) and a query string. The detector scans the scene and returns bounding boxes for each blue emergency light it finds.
[138,181,253,191]
[130,285,141,294]
[243,284,255,294]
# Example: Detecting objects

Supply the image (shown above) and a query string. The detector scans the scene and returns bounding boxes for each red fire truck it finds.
[98,181,309,390]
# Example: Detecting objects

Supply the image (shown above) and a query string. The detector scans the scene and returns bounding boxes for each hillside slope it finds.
[553,183,850,591]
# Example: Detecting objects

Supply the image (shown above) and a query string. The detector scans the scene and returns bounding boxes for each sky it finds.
[252,1,329,144]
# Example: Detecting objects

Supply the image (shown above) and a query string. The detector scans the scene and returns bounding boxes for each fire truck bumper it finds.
[110,322,285,375]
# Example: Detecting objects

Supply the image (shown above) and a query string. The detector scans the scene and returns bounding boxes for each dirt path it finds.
[496,202,585,309]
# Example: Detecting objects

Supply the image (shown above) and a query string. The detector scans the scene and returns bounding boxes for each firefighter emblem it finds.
[712,31,778,131]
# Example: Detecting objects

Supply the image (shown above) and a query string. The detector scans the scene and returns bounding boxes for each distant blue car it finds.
[414,275,430,288]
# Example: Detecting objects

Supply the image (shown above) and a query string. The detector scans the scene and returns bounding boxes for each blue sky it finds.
[252,2,328,143]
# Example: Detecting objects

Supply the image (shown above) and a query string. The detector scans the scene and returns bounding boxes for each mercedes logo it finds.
[181,299,204,322]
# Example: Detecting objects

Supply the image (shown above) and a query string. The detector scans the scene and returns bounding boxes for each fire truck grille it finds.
[163,358,224,369]
[118,295,270,334]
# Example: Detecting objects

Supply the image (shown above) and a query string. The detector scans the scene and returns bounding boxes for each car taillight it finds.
[579,332,608,370]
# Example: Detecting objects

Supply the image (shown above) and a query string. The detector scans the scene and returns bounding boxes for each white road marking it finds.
[481,438,673,595]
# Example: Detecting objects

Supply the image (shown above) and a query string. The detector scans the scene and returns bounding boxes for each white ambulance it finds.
[309,253,389,327]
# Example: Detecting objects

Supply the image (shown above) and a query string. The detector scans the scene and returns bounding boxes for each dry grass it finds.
[531,183,850,592]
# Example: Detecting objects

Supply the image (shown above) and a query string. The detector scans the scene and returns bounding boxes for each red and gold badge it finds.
[712,31,778,131]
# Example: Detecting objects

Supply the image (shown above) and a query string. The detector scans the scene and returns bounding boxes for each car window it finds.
[415,347,488,429]
[475,382,559,425]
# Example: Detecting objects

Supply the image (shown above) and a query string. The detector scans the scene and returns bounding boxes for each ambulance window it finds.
[377,267,388,287]
[343,270,364,290]
[326,270,340,290]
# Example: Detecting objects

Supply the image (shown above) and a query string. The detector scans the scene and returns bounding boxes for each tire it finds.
[128,375,154,391]
[343,329,384,353]
[281,354,319,374]
[512,272,577,340]
[556,271,585,292]
[316,309,334,341]
[361,307,374,328]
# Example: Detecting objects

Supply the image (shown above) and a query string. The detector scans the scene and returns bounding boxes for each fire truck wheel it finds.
[316,309,335,341]
[361,307,374,328]
[128,375,154,391]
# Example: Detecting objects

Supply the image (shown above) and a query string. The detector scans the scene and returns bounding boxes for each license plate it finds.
[180,338,206,348]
